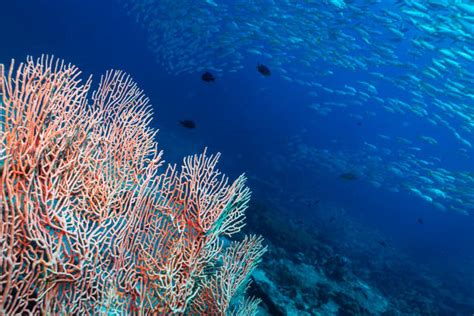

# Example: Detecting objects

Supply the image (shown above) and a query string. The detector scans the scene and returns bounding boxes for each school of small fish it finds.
[120,0,474,215]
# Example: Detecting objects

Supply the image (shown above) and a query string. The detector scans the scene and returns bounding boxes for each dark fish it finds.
[179,120,196,129]
[257,63,271,77]
[378,240,387,247]
[357,121,362,126]
[339,172,358,181]
[201,71,215,82]
[417,218,424,224]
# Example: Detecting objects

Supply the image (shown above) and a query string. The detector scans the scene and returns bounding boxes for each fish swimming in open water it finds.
[201,71,215,82]
[179,120,196,129]
[257,63,271,77]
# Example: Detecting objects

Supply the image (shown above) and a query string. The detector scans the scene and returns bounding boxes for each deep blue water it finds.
[2,0,473,313]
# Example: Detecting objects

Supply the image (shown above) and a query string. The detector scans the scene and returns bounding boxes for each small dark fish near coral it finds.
[201,71,215,82]
[179,120,196,129]
[339,172,358,181]
[257,63,271,77]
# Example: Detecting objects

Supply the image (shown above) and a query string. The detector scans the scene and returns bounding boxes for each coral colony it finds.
[0,56,266,314]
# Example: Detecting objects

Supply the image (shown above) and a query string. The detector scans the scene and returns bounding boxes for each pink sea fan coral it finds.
[0,56,265,315]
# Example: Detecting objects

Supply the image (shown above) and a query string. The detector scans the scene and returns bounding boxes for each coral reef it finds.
[244,199,474,315]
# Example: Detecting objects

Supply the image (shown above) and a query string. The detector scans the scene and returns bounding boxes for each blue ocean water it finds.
[2,0,473,314]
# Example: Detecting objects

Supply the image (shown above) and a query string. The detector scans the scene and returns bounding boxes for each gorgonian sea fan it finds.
[0,56,266,315]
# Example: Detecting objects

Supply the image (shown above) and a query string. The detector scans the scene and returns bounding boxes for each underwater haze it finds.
[1,0,474,314]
